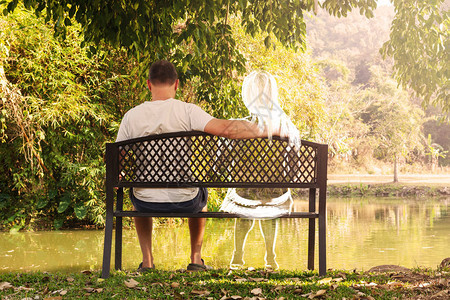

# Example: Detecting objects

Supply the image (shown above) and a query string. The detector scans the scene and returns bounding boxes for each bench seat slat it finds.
[114,211,319,219]
[116,182,320,188]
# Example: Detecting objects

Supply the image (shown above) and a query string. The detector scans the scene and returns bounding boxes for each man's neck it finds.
[150,90,175,101]
[147,80,178,101]
[151,95,173,101]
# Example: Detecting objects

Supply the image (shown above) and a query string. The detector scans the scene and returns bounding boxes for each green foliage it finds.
[423,117,450,165]
[0,6,139,230]
[306,4,449,170]
[361,65,425,162]
[229,17,328,138]
[319,77,370,158]
[316,57,427,173]
[425,134,448,170]
[309,1,449,115]
[381,0,449,115]
[321,0,377,18]
[206,188,227,212]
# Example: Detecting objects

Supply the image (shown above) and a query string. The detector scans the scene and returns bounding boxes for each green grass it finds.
[1,268,447,299]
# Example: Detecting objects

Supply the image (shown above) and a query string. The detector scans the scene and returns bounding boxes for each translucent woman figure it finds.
[220,71,300,269]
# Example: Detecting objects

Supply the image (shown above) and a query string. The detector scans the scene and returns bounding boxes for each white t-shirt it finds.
[116,98,214,203]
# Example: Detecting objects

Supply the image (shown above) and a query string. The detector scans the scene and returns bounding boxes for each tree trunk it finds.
[393,155,398,183]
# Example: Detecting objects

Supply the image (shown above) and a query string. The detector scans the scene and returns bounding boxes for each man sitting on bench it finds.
[115,60,279,272]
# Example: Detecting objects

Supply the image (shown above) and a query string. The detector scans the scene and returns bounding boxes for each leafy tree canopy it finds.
[3,0,377,53]
[2,0,377,111]
[381,0,449,115]
[4,0,450,112]
[5,1,446,114]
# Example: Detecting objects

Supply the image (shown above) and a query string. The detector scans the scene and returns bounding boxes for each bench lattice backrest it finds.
[107,131,326,189]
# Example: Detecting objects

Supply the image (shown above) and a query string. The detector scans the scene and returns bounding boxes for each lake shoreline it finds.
[323,182,450,197]
[293,173,450,198]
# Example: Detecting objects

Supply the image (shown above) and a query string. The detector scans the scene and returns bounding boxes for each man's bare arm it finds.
[204,118,272,139]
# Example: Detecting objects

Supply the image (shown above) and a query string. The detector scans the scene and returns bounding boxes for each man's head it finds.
[148,60,178,85]
[147,60,179,100]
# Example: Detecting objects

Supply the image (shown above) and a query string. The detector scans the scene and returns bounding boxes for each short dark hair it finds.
[148,60,178,85]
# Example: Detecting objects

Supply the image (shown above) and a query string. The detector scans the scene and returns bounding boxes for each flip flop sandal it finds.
[187,259,212,271]
[137,262,155,273]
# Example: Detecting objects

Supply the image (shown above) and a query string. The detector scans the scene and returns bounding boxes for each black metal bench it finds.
[101,131,328,278]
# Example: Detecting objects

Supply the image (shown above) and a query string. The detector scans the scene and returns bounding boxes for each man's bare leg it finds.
[134,215,154,268]
[188,206,207,265]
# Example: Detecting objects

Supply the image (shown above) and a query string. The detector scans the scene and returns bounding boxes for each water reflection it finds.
[0,230,103,272]
[230,219,279,270]
[0,197,448,273]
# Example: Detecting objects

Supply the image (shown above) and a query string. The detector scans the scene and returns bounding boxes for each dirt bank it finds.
[321,174,450,197]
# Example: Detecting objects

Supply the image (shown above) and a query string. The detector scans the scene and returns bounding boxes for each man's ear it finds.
[147,79,152,91]
[174,79,179,91]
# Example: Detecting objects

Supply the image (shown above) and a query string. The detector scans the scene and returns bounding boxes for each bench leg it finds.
[115,216,123,270]
[114,188,124,270]
[308,188,316,270]
[101,199,114,278]
[318,214,326,276]
[318,189,327,276]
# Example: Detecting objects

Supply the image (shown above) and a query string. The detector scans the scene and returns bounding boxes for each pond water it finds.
[1,196,449,273]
